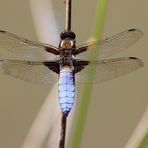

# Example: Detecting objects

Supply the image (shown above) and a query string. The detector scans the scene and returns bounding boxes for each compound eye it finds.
[61,39,73,49]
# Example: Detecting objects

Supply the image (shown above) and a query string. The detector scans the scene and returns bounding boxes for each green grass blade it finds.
[138,130,148,148]
[68,0,107,148]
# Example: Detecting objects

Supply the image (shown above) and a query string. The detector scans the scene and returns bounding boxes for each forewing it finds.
[75,29,143,59]
[0,30,60,60]
[75,57,143,84]
[0,59,58,84]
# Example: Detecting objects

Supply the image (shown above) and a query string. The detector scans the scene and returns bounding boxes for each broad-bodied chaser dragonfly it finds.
[0,0,144,120]
[0,28,143,116]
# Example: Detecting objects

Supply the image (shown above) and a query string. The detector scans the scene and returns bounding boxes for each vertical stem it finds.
[65,0,72,31]
[59,113,67,148]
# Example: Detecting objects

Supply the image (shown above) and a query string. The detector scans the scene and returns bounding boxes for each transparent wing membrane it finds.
[0,30,59,60]
[75,29,143,60]
[0,59,58,84]
[75,57,143,84]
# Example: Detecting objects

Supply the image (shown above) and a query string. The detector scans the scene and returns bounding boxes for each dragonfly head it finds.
[60,31,76,49]
[60,31,76,40]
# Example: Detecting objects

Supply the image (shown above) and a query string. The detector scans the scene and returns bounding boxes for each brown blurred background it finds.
[0,0,147,148]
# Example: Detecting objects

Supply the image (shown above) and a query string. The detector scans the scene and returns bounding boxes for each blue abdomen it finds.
[58,67,75,115]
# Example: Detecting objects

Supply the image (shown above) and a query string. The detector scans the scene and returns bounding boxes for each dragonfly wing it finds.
[75,57,143,84]
[75,29,143,59]
[0,30,60,60]
[0,59,59,84]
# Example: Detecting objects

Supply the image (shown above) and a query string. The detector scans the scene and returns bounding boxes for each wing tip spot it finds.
[128,28,143,36]
[0,30,5,33]
[129,57,144,67]
[128,28,136,32]
[129,57,137,60]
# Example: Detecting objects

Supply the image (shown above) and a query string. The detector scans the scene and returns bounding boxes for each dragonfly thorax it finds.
[59,48,74,66]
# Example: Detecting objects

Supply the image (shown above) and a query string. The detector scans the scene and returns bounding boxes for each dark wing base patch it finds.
[43,61,60,74]
[74,60,89,73]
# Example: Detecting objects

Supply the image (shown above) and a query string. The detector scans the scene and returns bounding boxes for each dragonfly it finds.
[0,28,143,114]
[0,27,143,113]
[0,0,144,147]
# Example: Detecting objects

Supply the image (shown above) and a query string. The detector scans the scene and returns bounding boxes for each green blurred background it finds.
[0,0,147,148]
